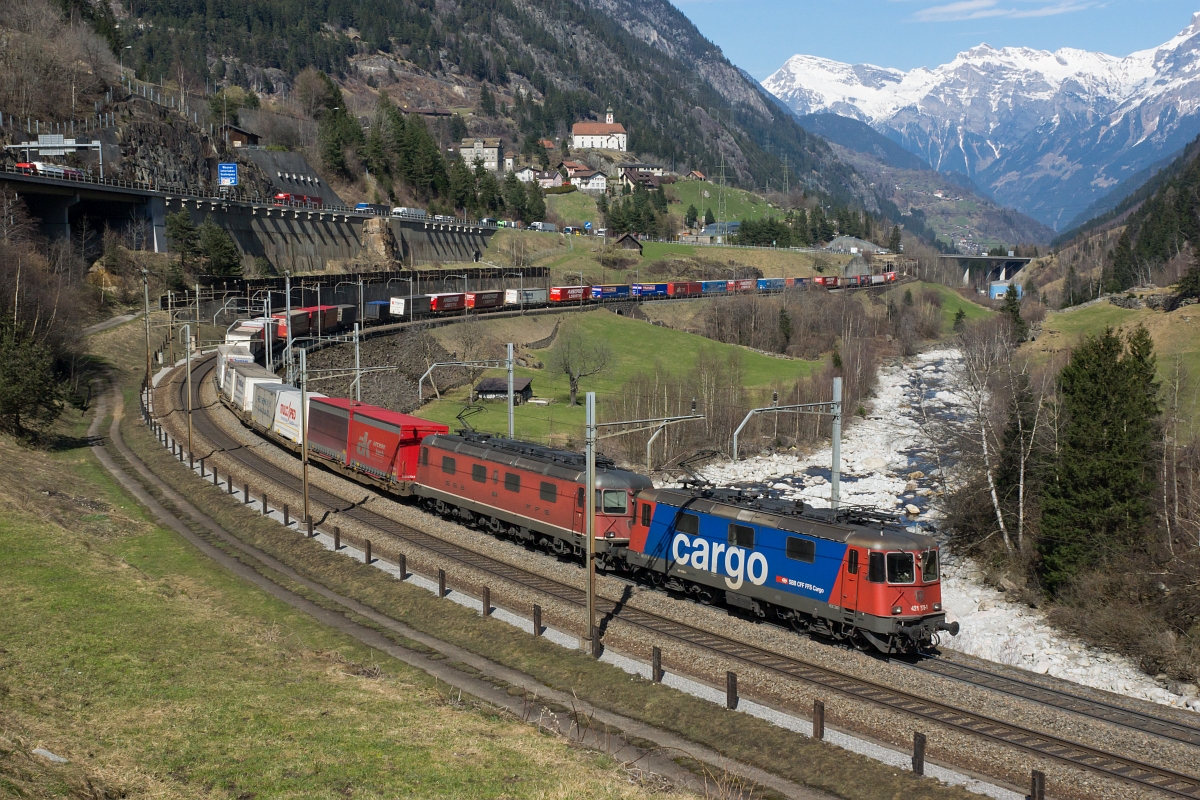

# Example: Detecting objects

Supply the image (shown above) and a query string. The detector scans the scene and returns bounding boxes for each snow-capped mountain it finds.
[762,13,1200,230]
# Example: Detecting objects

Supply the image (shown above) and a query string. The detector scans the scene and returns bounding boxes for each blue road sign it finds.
[584,221,592,230]
[218,162,238,187]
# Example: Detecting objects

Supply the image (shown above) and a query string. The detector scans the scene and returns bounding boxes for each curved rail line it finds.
[911,657,1200,750]
[158,355,1200,799]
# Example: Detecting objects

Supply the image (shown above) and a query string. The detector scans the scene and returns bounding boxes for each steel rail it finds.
[162,356,1200,799]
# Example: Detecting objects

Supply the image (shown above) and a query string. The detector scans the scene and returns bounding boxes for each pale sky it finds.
[668,0,1200,78]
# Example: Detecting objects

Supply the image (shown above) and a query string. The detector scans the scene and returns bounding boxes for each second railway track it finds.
[158,354,1200,799]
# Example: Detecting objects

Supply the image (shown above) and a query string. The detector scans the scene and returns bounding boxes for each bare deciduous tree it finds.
[550,319,610,406]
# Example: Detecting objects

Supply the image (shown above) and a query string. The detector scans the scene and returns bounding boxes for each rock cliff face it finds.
[112,99,273,198]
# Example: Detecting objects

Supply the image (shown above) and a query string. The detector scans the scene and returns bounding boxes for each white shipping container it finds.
[252,382,294,431]
[272,389,327,444]
[504,288,549,305]
[230,363,282,412]
[215,344,255,391]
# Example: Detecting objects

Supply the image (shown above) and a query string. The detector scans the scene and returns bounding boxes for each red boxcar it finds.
[466,290,504,310]
[429,293,466,312]
[667,281,702,297]
[348,407,449,483]
[549,286,592,303]
[814,276,840,288]
[885,271,898,282]
[726,279,756,293]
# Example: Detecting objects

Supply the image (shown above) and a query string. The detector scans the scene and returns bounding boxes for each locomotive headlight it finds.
[605,531,615,539]
[892,606,903,615]
[933,603,942,611]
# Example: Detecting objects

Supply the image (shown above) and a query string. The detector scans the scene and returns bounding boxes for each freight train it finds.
[216,360,957,655]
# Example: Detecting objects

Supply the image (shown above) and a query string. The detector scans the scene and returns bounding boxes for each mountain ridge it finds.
[761,13,1200,230]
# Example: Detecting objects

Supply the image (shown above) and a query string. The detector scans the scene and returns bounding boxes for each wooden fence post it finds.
[532,604,542,636]
[307,518,313,537]
[813,699,825,740]
[438,568,446,598]
[726,671,738,710]
[283,504,289,526]
[913,732,926,776]
[243,483,250,504]
[1030,770,1045,800]
[652,646,663,683]
[334,526,341,550]
[397,552,406,577]
[364,540,372,564]
[262,493,268,515]
[482,586,491,617]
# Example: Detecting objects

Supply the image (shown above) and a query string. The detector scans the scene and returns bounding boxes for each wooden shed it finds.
[473,377,533,404]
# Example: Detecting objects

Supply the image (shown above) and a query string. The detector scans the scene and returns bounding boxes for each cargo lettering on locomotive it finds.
[670,533,768,590]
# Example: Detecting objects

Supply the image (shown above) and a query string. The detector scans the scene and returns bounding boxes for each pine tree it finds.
[1173,257,1200,301]
[198,216,242,276]
[479,85,495,117]
[888,225,902,253]
[448,157,477,213]
[1105,230,1137,292]
[525,181,546,224]
[704,207,715,226]
[165,211,199,270]
[1039,326,1161,591]
[1000,285,1028,341]
[503,171,527,220]
[685,204,698,228]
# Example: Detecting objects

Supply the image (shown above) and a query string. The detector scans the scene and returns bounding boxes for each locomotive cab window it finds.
[728,524,755,549]
[601,490,628,515]
[441,456,456,475]
[420,447,429,465]
[921,550,939,582]
[676,512,699,535]
[847,549,859,574]
[539,481,557,502]
[867,552,886,583]
[640,503,652,527]
[887,552,916,584]
[472,464,487,483]
[576,487,585,508]
[786,536,815,563]
[504,472,520,492]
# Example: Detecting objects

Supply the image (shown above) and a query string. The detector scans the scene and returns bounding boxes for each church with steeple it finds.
[570,108,627,152]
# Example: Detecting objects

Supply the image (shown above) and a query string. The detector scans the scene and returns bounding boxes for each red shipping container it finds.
[429,293,466,312]
[348,407,449,482]
[549,285,592,302]
[726,279,755,293]
[466,290,504,310]
[667,281,701,297]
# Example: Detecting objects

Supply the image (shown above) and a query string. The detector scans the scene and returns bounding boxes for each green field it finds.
[665,180,777,223]
[545,191,599,226]
[418,310,818,443]
[889,281,995,331]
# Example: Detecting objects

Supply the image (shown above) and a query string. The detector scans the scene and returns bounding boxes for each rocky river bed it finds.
[689,348,1199,711]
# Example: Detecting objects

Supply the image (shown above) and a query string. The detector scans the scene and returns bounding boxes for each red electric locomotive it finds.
[414,433,652,554]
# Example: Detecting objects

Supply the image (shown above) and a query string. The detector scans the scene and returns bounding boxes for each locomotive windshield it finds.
[601,490,628,515]
[921,550,939,582]
[886,552,915,584]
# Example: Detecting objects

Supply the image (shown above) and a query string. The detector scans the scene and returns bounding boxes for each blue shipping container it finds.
[632,283,668,297]
[757,278,787,292]
[591,284,632,300]
[700,280,728,294]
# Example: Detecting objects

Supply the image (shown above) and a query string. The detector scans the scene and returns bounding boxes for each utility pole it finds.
[354,323,362,402]
[181,324,194,460]
[717,153,728,245]
[507,342,514,438]
[783,154,789,195]
[300,347,311,525]
[585,391,598,657]
[284,271,293,383]
[142,269,152,383]
[831,376,842,510]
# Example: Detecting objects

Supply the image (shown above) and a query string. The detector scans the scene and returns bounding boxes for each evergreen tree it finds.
[503,171,527,220]
[596,193,608,218]
[447,156,477,213]
[1039,326,1161,591]
[165,211,199,270]
[1173,257,1200,301]
[198,216,242,276]
[704,207,715,226]
[1105,230,1137,292]
[479,85,495,117]
[524,181,546,223]
[1000,285,1028,341]
[778,308,792,347]
[888,225,902,253]
[1061,266,1087,308]
[0,321,64,437]
[685,204,698,228]
[952,308,967,331]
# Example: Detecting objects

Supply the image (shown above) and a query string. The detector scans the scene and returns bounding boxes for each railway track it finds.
[158,355,1200,799]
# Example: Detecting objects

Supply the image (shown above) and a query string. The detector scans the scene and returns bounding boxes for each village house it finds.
[570,169,607,193]
[513,165,537,183]
[620,168,661,192]
[571,108,627,152]
[504,150,517,172]
[473,377,534,404]
[684,170,706,180]
[616,162,664,177]
[558,160,588,176]
[535,170,564,189]
[219,123,260,148]
[459,138,502,172]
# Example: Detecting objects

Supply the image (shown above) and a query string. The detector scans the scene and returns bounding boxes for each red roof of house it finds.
[572,122,626,135]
